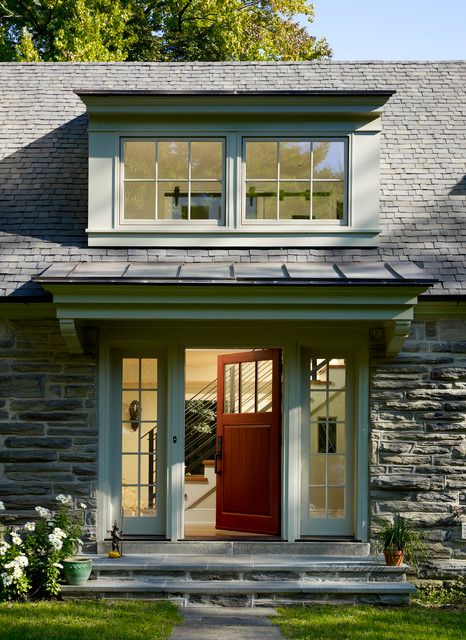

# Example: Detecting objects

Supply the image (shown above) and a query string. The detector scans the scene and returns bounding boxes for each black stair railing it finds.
[184,363,260,476]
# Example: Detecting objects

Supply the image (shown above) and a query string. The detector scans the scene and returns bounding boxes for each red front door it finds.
[215,350,281,535]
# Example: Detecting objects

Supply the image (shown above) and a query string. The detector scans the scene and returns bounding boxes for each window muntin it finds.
[122,139,224,224]
[244,139,346,223]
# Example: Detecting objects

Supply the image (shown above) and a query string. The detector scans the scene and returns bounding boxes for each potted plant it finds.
[51,495,92,586]
[379,515,423,566]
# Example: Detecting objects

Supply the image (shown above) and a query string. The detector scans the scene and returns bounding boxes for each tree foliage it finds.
[0,0,331,62]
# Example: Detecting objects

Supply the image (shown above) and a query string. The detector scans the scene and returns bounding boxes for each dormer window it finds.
[79,89,394,247]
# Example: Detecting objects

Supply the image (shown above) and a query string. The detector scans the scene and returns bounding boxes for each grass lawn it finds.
[273,604,466,640]
[0,600,181,640]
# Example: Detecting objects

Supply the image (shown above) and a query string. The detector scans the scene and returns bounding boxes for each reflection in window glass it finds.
[309,358,346,519]
[245,182,277,220]
[313,141,344,179]
[123,139,223,223]
[244,139,346,223]
[124,141,155,180]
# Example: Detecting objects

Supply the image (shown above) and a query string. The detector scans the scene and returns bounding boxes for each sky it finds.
[304,0,466,60]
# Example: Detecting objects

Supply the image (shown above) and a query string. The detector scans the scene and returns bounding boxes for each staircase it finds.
[61,543,415,606]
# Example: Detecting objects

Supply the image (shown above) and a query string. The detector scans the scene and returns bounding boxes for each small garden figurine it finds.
[107,522,123,558]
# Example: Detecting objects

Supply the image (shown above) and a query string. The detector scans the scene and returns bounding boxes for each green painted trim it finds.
[0,303,55,319]
[414,300,466,318]
[78,93,391,118]
[282,342,301,541]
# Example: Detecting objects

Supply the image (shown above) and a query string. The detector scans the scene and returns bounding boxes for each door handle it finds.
[215,436,223,475]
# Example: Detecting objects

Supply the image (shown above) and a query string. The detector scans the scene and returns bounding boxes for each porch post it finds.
[166,343,185,541]
[282,342,301,542]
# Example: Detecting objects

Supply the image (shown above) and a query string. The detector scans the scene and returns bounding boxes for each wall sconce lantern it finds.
[129,400,140,432]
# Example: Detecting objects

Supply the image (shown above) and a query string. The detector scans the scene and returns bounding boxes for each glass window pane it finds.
[280,141,311,179]
[246,141,277,179]
[309,486,326,518]
[310,454,326,485]
[311,358,329,383]
[245,181,277,220]
[140,486,157,516]
[328,455,345,485]
[140,424,157,454]
[124,141,155,179]
[122,454,139,485]
[140,455,157,487]
[124,182,155,220]
[312,181,344,220]
[157,181,189,220]
[327,420,337,454]
[240,361,256,413]
[279,181,310,220]
[328,392,345,421]
[122,423,139,453]
[122,359,139,389]
[310,423,319,454]
[158,141,188,179]
[224,363,239,413]
[141,359,157,389]
[122,391,140,429]
[122,485,138,517]
[313,141,345,180]
[329,359,346,388]
[190,181,222,220]
[310,391,327,422]
[327,487,345,518]
[141,391,157,422]
[317,420,327,454]
[257,360,273,412]
[191,141,223,179]
[336,423,346,454]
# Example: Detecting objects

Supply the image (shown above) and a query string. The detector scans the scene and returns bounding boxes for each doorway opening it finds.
[184,348,282,540]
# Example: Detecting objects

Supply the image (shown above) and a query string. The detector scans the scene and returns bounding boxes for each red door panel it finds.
[216,350,281,535]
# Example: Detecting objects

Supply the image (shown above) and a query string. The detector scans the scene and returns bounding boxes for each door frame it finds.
[97,322,369,544]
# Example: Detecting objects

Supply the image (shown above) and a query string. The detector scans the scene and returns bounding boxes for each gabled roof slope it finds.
[0,61,465,298]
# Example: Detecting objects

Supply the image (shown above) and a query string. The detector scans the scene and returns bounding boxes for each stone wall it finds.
[0,318,98,544]
[370,318,466,578]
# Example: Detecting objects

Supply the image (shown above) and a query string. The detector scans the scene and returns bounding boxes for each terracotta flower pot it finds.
[384,549,404,566]
[62,557,93,585]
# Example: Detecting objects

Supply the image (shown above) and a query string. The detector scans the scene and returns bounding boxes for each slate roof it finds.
[0,62,465,299]
[35,260,436,286]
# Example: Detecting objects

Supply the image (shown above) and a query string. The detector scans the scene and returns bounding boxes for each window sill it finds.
[87,228,380,248]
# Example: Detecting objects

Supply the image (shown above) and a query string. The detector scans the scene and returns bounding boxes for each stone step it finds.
[89,554,407,583]
[97,541,370,556]
[61,577,415,606]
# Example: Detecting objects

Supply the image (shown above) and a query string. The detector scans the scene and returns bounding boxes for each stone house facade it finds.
[0,62,465,580]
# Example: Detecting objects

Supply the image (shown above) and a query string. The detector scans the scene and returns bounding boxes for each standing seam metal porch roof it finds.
[35,261,436,286]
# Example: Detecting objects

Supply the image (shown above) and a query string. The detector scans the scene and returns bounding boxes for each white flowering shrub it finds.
[0,495,86,601]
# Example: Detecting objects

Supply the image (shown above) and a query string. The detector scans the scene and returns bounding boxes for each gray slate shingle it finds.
[0,61,465,298]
